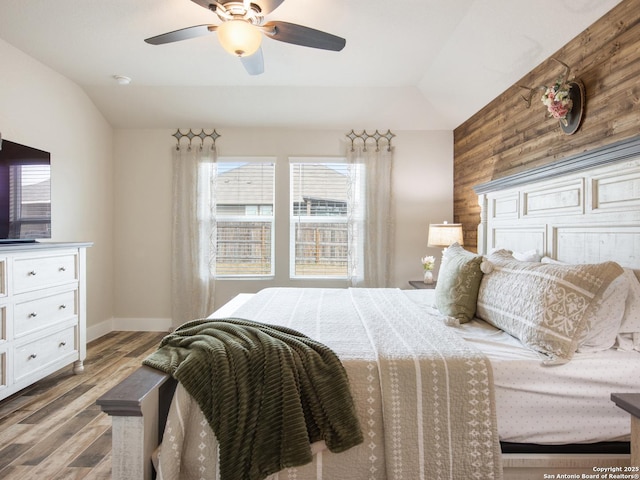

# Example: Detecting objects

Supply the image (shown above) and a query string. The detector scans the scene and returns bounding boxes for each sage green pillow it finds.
[435,243,484,323]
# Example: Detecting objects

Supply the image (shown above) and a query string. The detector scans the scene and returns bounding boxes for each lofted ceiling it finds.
[0,0,623,130]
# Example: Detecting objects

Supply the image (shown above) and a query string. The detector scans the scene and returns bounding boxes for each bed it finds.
[97,136,640,480]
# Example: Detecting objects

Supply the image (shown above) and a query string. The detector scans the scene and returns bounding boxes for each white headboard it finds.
[474,136,640,269]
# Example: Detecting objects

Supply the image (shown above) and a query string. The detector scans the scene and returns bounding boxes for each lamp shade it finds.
[428,223,464,247]
[217,19,262,57]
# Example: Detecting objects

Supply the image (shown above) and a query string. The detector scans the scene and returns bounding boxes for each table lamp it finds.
[427,222,464,280]
[427,221,464,252]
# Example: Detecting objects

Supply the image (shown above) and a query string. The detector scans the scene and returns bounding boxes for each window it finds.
[214,160,275,277]
[8,164,51,238]
[290,160,359,278]
[210,157,363,280]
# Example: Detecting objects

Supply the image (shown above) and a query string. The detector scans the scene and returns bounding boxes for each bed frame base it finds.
[98,144,640,479]
[97,367,631,480]
[97,366,176,480]
[503,454,630,480]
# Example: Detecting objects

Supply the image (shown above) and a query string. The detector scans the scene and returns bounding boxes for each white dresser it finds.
[0,242,91,401]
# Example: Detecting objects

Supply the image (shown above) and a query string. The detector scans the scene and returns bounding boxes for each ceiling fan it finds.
[145,0,346,75]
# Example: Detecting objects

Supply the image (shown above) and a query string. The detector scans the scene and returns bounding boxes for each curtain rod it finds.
[172,129,221,150]
[346,129,395,152]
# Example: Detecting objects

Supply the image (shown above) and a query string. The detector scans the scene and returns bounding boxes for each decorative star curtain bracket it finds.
[173,129,221,150]
[346,129,395,152]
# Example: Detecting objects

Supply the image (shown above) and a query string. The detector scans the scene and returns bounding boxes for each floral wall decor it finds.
[519,58,585,135]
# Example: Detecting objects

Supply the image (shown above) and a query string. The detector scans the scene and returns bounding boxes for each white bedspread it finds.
[405,289,640,444]
[157,287,503,480]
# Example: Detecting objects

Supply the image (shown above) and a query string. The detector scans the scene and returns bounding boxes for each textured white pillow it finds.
[540,260,634,351]
[477,250,625,363]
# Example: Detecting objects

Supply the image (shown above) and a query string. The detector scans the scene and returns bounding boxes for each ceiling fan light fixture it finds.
[217,19,262,57]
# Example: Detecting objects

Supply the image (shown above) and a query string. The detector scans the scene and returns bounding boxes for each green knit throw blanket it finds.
[143,318,363,480]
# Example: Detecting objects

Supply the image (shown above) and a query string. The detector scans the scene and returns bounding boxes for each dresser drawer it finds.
[13,253,78,293]
[14,325,77,382]
[14,289,77,338]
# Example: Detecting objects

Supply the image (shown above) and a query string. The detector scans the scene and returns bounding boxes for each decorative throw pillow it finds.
[522,256,629,352]
[434,243,484,324]
[476,250,625,364]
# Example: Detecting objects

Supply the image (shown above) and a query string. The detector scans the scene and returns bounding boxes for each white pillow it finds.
[577,272,629,352]
[615,268,640,351]
[616,332,640,351]
[541,256,563,264]
[619,268,640,334]
[512,249,541,262]
[490,248,541,263]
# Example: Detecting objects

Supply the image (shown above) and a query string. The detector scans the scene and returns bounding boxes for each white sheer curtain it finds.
[347,145,394,287]
[171,142,217,326]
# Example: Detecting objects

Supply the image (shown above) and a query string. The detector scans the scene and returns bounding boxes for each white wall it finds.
[113,128,453,329]
[0,38,454,335]
[0,39,115,339]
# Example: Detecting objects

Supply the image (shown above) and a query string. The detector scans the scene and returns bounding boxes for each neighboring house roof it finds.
[20,178,51,204]
[291,164,349,204]
[217,162,349,205]
[217,163,274,206]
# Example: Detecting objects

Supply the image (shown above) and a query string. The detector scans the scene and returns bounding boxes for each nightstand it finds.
[611,393,640,466]
[408,280,437,289]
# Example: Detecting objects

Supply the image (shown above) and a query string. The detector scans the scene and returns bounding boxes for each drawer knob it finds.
[28,270,37,276]
[59,266,66,272]
[29,312,38,318]
[29,354,37,359]
[59,341,67,347]
[59,304,67,309]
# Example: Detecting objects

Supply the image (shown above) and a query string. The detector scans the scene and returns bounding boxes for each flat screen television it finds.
[0,138,51,242]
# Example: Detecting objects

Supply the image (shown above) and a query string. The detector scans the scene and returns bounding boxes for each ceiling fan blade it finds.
[190,0,215,11]
[144,25,217,45]
[262,21,345,51]
[240,47,265,75]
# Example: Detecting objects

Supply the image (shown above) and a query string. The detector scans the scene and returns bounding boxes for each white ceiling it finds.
[0,0,623,130]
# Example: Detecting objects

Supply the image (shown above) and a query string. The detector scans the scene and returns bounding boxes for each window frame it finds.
[213,157,276,279]
[289,157,354,280]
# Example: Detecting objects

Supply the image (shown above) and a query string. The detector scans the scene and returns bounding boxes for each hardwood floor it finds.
[0,331,166,480]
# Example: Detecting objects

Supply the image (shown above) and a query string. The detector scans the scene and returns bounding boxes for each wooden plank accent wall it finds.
[453,0,640,251]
